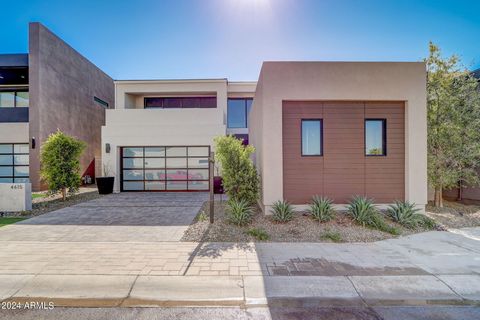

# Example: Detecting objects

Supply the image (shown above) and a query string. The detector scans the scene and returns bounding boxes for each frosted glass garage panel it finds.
[166,147,187,157]
[188,181,209,190]
[14,166,29,176]
[144,158,165,168]
[123,148,144,157]
[166,158,187,168]
[166,181,187,190]
[14,155,28,165]
[145,147,165,157]
[188,158,208,168]
[145,181,166,190]
[188,147,209,157]
[123,169,143,180]
[0,155,12,165]
[188,169,209,180]
[123,181,144,190]
[123,158,143,169]
[144,169,165,180]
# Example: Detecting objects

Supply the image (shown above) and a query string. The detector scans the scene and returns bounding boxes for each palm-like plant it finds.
[226,198,253,226]
[347,196,379,227]
[271,200,294,222]
[387,200,423,229]
[309,196,335,222]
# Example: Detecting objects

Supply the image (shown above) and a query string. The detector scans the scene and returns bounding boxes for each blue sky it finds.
[1,0,479,80]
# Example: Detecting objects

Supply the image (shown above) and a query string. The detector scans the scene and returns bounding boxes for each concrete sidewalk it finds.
[0,227,479,307]
[1,274,479,307]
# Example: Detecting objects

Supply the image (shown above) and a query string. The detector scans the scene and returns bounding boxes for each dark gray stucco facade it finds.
[28,22,114,191]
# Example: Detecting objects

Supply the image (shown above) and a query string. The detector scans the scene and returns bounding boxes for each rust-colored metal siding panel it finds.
[365,102,405,203]
[282,102,324,204]
[282,101,405,204]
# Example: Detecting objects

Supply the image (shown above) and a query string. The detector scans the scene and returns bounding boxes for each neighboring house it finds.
[250,62,427,212]
[0,22,114,191]
[101,80,256,192]
[102,62,427,212]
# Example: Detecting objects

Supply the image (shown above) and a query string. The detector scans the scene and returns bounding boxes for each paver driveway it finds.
[0,192,207,242]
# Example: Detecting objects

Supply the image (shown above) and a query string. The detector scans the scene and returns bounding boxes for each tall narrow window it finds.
[301,119,322,156]
[227,98,253,128]
[365,119,386,156]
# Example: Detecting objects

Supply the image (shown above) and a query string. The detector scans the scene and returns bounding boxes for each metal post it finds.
[209,151,214,223]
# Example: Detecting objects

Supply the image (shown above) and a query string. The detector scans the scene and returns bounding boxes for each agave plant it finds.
[271,200,294,222]
[346,196,379,227]
[387,200,423,229]
[309,196,335,222]
[226,198,253,226]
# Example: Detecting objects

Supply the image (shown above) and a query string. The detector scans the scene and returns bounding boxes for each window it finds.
[0,143,29,183]
[0,91,28,108]
[144,97,217,109]
[227,98,253,128]
[365,119,386,156]
[301,120,322,156]
[94,96,109,108]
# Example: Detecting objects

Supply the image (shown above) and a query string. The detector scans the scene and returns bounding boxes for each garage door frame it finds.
[120,145,211,192]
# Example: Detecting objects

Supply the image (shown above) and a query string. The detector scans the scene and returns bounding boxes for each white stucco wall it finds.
[0,183,32,212]
[249,62,427,212]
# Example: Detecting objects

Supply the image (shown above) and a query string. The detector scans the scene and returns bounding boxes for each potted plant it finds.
[96,162,114,194]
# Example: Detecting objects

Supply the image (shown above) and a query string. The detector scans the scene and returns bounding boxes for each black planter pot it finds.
[96,177,115,194]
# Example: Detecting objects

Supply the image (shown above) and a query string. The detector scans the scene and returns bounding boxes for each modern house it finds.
[102,62,428,212]
[0,22,114,191]
[101,80,256,192]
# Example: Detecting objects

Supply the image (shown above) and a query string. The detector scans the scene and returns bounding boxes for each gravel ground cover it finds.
[426,200,480,229]
[1,186,103,218]
[181,201,431,243]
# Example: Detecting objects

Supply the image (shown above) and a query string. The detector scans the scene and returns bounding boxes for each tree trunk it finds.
[62,187,66,201]
[434,186,443,208]
[457,180,463,201]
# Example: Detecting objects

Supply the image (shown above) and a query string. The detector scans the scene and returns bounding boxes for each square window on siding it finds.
[365,119,386,156]
[301,120,323,156]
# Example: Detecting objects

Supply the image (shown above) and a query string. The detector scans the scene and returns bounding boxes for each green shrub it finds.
[246,228,270,241]
[346,196,378,227]
[40,130,86,201]
[226,198,253,226]
[320,229,342,242]
[271,200,294,222]
[386,200,423,229]
[347,196,399,235]
[419,215,437,230]
[197,210,208,222]
[309,196,335,222]
[214,135,260,205]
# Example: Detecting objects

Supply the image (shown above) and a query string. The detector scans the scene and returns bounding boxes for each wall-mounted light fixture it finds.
[31,137,36,149]
[105,143,110,153]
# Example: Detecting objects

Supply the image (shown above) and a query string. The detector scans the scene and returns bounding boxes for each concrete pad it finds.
[11,275,136,307]
[349,275,462,304]
[437,275,480,300]
[244,276,361,306]
[125,276,244,306]
[0,275,34,300]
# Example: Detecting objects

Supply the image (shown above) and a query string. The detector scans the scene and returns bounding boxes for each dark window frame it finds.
[301,119,323,157]
[144,97,217,109]
[227,98,253,128]
[364,119,387,157]
[0,143,29,183]
[94,96,109,109]
[0,90,29,108]
[120,145,211,192]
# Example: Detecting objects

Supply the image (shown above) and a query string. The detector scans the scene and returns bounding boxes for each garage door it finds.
[121,146,210,191]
